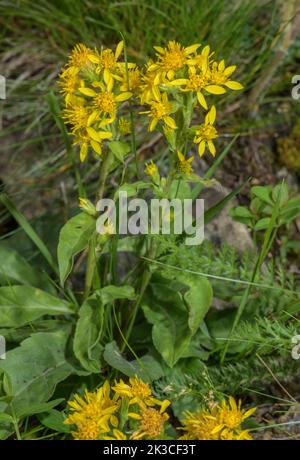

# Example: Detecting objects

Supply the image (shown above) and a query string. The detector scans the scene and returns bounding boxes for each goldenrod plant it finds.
[0,2,300,441]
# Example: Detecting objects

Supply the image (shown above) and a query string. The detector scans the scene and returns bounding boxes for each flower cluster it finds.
[59,42,134,161]
[59,41,242,163]
[64,377,170,440]
[179,396,256,440]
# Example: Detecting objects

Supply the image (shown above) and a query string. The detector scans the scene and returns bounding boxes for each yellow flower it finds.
[194,105,218,157]
[100,218,115,236]
[179,410,221,440]
[88,41,125,86]
[67,43,94,75]
[64,381,120,440]
[150,41,200,81]
[144,160,158,178]
[118,65,142,95]
[130,405,169,440]
[118,117,132,135]
[112,376,169,409]
[139,61,163,104]
[73,129,112,161]
[177,151,194,174]
[216,396,256,432]
[58,70,84,105]
[79,81,132,126]
[179,397,256,440]
[141,91,177,132]
[208,60,243,93]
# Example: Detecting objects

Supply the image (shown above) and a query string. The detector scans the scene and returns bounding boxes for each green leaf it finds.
[103,341,164,382]
[74,286,135,373]
[251,186,273,205]
[0,330,74,419]
[38,409,71,433]
[179,275,213,335]
[0,242,55,293]
[114,181,152,199]
[0,286,74,328]
[57,212,96,285]
[108,141,131,162]
[142,282,193,367]
[254,217,272,231]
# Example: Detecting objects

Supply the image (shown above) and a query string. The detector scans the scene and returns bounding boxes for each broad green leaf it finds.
[108,141,131,162]
[57,212,96,285]
[142,282,193,367]
[74,286,135,373]
[103,341,164,382]
[0,242,55,293]
[38,409,71,433]
[0,330,74,419]
[179,275,213,335]
[0,286,74,328]
[114,181,152,199]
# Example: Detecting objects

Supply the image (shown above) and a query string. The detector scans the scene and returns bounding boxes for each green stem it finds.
[84,150,113,298]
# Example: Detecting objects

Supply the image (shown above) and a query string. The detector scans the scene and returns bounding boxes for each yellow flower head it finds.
[177,151,194,174]
[89,41,124,86]
[194,105,218,157]
[130,406,169,440]
[64,381,120,440]
[67,43,94,74]
[150,41,200,81]
[141,91,177,132]
[144,160,158,178]
[118,117,132,135]
[179,396,256,440]
[210,60,243,92]
[79,81,132,126]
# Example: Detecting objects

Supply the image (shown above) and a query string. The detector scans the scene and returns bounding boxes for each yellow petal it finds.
[149,118,158,131]
[88,53,100,64]
[205,85,226,95]
[224,65,236,76]
[184,43,201,55]
[198,140,206,157]
[87,127,102,142]
[169,78,188,86]
[197,91,208,110]
[98,131,112,139]
[80,143,88,162]
[218,60,225,71]
[208,105,216,124]
[115,91,132,102]
[154,46,165,54]
[91,140,102,155]
[115,41,124,60]
[152,85,161,101]
[202,45,210,56]
[167,70,175,80]
[164,116,177,130]
[225,80,243,90]
[208,140,216,156]
[79,87,97,97]
[103,68,111,86]
[87,111,99,127]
